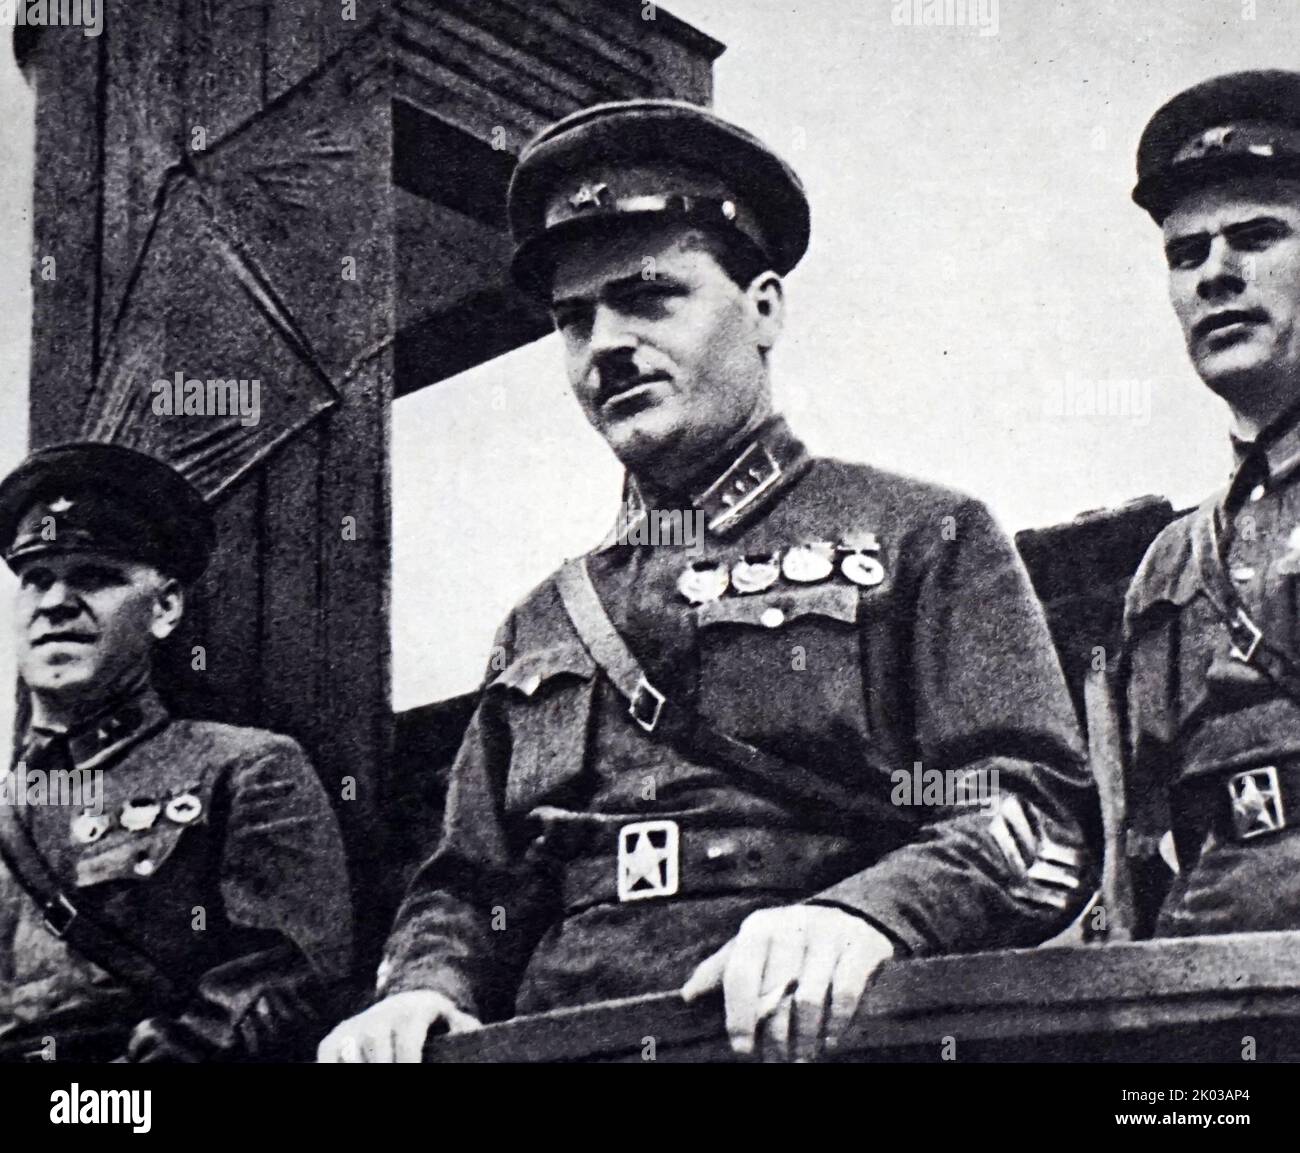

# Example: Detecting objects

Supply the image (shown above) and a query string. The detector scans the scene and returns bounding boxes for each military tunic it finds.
[1122,417,1300,936]
[380,418,1098,1020]
[0,686,353,1061]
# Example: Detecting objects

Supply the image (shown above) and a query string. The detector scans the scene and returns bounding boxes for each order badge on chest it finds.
[677,534,888,605]
[68,789,204,846]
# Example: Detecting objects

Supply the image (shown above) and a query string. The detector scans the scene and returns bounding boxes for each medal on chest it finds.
[165,792,203,825]
[70,808,111,845]
[120,797,161,832]
[782,542,835,583]
[731,552,781,594]
[677,560,730,604]
[839,532,886,587]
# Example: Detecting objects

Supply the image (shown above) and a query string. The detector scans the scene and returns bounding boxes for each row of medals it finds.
[677,534,886,605]
[71,792,203,845]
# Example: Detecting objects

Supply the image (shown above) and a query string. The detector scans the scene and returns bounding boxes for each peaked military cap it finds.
[507,98,810,296]
[0,443,214,583]
[1134,70,1300,223]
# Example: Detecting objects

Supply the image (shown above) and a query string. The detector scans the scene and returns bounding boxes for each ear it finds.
[747,271,785,353]
[149,578,185,641]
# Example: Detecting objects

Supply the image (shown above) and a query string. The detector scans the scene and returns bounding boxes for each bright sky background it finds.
[0,0,1294,734]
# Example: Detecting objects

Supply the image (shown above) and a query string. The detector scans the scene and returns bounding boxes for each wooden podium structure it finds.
[17,0,721,910]
[425,932,1300,1062]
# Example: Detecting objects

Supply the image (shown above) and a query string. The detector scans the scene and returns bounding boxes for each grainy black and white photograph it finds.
[0,0,1294,1131]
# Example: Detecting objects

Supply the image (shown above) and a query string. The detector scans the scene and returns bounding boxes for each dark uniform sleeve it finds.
[376,617,541,1021]
[810,499,1100,956]
[1113,551,1180,937]
[127,736,353,1061]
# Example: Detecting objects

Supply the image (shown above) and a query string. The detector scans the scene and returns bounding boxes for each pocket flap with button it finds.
[490,641,596,696]
[74,821,190,888]
[695,582,859,629]
[492,641,598,816]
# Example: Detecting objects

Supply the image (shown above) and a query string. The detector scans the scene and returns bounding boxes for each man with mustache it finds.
[320,99,1097,1063]
[0,443,352,1061]
[1121,71,1300,935]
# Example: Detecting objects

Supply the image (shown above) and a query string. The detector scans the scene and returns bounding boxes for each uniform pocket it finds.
[490,641,598,816]
[73,820,192,889]
[694,581,859,629]
[695,583,866,751]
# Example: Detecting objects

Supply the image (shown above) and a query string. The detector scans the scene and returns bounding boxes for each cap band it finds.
[1172,120,1300,166]
[0,445,215,584]
[5,493,179,576]
[1133,73,1300,222]
[543,190,770,262]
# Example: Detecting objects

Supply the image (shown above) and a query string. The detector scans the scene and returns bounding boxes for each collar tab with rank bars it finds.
[59,685,171,772]
[694,419,811,537]
[602,416,812,551]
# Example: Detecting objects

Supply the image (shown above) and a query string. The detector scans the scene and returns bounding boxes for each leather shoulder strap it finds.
[554,559,658,728]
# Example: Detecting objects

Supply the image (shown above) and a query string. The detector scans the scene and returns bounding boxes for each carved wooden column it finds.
[20,0,722,939]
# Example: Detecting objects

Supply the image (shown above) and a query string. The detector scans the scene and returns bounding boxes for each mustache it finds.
[31,629,98,645]
[30,615,98,645]
[592,363,671,405]
[1192,307,1269,342]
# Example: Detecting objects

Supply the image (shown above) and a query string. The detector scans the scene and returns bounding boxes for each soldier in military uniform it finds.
[0,443,352,1061]
[320,100,1097,1063]
[1121,71,1300,937]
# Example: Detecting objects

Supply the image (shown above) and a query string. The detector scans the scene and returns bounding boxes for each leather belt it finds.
[1177,761,1298,844]
[556,822,861,913]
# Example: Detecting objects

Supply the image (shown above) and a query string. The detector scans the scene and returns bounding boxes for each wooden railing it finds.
[425,932,1300,1062]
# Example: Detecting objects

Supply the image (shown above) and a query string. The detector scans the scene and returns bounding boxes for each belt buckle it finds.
[42,893,78,938]
[1227,765,1286,840]
[617,819,679,901]
[1229,607,1263,663]
[628,677,665,733]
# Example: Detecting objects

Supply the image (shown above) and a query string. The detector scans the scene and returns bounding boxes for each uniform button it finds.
[1250,483,1267,502]
[760,607,785,628]
[704,839,737,870]
[133,859,155,877]
[1231,566,1256,581]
